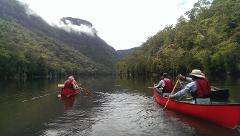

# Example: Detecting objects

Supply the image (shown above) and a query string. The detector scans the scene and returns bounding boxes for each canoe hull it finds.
[61,88,79,98]
[153,89,240,129]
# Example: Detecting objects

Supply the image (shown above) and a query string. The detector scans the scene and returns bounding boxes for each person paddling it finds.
[59,75,80,97]
[169,69,211,104]
[64,75,79,90]
[154,73,174,97]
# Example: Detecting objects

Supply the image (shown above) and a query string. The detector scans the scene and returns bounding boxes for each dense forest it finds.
[116,47,138,60]
[117,0,240,77]
[0,0,117,79]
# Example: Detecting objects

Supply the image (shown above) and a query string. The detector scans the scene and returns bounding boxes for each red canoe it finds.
[153,89,240,129]
[61,88,79,98]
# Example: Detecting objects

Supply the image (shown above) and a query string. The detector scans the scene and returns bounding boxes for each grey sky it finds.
[19,0,198,50]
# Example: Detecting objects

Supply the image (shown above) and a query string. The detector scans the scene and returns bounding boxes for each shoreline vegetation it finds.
[117,0,240,77]
[0,72,117,80]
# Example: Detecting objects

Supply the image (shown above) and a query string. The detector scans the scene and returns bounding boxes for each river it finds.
[0,76,240,136]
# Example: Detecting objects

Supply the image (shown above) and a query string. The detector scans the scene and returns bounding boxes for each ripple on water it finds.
[40,90,240,136]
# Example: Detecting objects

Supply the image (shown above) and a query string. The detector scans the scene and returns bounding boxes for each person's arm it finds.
[154,80,164,88]
[185,77,193,82]
[178,74,193,82]
[72,80,79,89]
[169,82,195,98]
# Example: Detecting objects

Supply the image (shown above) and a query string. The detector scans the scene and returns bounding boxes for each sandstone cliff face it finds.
[60,17,92,27]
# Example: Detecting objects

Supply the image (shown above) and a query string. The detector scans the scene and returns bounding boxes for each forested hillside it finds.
[117,0,240,77]
[0,0,117,79]
[116,47,138,60]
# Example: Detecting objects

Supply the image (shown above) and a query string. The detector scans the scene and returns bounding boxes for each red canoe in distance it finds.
[153,89,240,129]
[61,88,79,98]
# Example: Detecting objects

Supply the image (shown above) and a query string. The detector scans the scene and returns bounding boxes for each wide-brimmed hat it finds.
[190,69,205,78]
[68,76,74,80]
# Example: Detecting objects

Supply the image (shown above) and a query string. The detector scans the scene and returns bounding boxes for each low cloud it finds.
[58,19,97,36]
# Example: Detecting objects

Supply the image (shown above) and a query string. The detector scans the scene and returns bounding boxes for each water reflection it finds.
[0,76,240,136]
[0,78,64,136]
[164,110,240,136]
[60,95,77,111]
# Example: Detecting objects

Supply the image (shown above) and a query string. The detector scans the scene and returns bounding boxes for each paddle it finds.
[72,80,92,96]
[148,83,157,89]
[57,83,93,96]
[78,86,93,96]
[58,84,64,88]
[163,79,180,110]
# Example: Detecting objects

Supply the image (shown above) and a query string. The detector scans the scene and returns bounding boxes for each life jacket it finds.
[195,79,211,98]
[163,79,174,93]
[64,79,73,89]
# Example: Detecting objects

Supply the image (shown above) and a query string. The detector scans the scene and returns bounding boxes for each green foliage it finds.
[0,0,117,78]
[117,0,240,76]
[0,19,108,78]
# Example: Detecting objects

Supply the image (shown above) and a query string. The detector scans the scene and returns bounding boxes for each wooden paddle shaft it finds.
[163,79,180,109]
[58,84,64,88]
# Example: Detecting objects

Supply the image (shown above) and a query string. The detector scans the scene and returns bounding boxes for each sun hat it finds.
[190,69,205,78]
[68,76,75,80]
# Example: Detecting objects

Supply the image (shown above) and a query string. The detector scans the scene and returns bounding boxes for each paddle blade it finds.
[58,84,64,88]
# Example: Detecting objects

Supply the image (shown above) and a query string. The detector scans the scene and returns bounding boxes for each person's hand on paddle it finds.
[178,74,186,81]
[169,94,176,99]
[72,80,80,89]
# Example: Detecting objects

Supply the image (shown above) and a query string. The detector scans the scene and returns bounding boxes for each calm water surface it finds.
[0,76,240,136]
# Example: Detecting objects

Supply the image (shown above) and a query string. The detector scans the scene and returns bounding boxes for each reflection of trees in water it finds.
[115,76,158,96]
[78,75,116,93]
